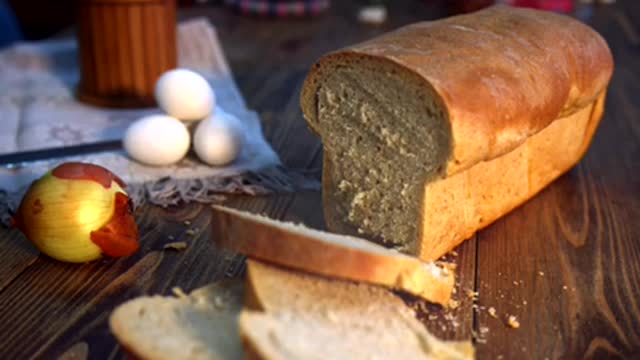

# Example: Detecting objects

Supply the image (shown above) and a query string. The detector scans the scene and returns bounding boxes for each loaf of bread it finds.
[300,5,613,260]
[211,205,454,306]
[109,260,473,360]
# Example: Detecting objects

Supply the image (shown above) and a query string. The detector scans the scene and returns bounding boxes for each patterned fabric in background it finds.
[502,0,574,12]
[224,0,330,17]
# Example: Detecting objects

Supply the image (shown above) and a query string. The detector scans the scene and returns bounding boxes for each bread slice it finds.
[109,260,472,360]
[109,280,245,360]
[210,204,454,306]
[240,260,474,360]
[300,5,613,260]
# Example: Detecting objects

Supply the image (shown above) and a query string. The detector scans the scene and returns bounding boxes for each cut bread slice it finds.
[241,259,474,360]
[210,205,454,306]
[109,280,245,360]
[108,261,473,360]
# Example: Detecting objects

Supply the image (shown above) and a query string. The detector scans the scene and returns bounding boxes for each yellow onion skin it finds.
[12,163,139,263]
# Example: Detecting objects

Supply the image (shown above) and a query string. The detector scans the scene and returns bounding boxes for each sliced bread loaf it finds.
[210,204,454,306]
[241,259,474,360]
[300,5,613,260]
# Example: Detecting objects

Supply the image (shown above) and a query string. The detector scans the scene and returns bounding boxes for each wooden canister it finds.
[76,0,176,108]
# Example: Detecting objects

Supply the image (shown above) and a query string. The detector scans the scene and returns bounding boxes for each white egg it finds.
[123,115,190,166]
[155,69,215,121]
[193,110,245,166]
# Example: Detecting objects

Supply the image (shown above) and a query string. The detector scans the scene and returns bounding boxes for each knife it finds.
[0,140,123,169]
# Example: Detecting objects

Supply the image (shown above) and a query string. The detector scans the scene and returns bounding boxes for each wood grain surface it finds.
[0,0,638,359]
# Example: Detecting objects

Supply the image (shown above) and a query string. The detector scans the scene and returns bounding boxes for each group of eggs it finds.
[123,69,245,167]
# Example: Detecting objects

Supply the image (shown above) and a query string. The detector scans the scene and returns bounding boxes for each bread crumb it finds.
[479,326,489,335]
[451,250,459,257]
[440,266,450,277]
[506,315,520,329]
[168,235,175,241]
[513,280,519,286]
[212,296,225,309]
[164,241,188,251]
[183,220,191,226]
[436,261,457,271]
[523,300,527,305]
[562,285,568,291]
[186,229,196,236]
[467,290,479,300]
[497,355,504,360]
[488,307,498,318]
[538,271,545,276]
[325,310,339,323]
[448,299,460,309]
[338,180,352,191]
[172,287,188,299]
[428,314,438,321]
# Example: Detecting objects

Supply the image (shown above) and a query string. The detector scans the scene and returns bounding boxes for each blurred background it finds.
[0,0,615,49]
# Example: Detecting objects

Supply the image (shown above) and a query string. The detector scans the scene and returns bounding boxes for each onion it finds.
[11,162,140,263]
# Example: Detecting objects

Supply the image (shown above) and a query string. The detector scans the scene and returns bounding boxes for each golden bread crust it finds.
[418,93,605,259]
[301,5,613,174]
[210,206,455,305]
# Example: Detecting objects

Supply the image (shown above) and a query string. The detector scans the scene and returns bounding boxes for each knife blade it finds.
[0,140,123,169]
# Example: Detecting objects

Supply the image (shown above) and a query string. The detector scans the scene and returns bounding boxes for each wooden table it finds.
[1,1,639,358]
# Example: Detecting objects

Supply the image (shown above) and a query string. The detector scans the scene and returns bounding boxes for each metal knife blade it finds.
[0,140,123,169]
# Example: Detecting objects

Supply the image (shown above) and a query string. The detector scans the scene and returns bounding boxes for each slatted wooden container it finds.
[76,0,177,108]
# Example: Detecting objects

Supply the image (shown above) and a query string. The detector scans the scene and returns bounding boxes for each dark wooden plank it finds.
[179,0,448,69]
[475,165,640,359]
[0,227,39,291]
